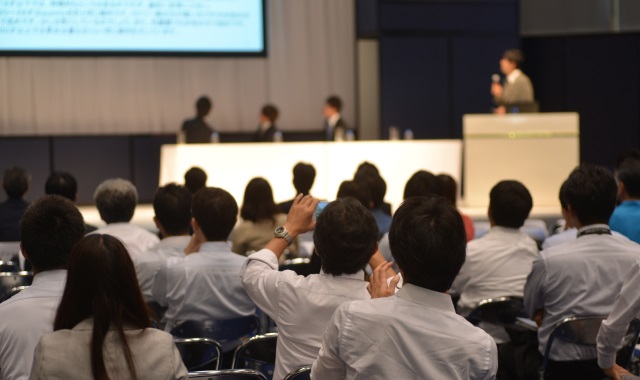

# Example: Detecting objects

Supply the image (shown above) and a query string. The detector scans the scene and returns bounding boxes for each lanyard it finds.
[576,228,612,238]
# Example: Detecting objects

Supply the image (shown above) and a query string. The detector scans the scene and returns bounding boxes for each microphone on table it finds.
[491,74,501,84]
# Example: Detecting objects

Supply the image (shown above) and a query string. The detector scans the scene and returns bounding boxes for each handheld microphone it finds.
[491,74,501,84]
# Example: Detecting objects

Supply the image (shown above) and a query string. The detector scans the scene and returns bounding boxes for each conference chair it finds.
[188,369,268,380]
[232,333,278,380]
[0,261,19,272]
[539,316,606,380]
[615,318,640,370]
[171,316,260,353]
[279,258,312,277]
[0,286,28,303]
[0,271,33,300]
[283,366,311,380]
[466,296,527,326]
[175,338,223,371]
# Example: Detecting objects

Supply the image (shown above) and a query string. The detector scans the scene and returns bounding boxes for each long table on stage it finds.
[160,140,463,210]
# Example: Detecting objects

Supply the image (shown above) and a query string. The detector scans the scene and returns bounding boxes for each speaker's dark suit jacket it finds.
[254,124,278,142]
[182,118,214,144]
[324,118,356,141]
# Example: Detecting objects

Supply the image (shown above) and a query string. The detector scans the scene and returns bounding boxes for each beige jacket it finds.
[29,318,187,380]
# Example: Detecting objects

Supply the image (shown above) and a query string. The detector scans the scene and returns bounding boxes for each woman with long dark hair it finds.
[29,234,187,380]
[231,177,298,256]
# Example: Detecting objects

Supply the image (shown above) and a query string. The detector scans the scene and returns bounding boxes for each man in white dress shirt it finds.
[91,178,159,261]
[135,184,191,302]
[0,195,85,380]
[312,196,498,380]
[451,180,538,343]
[242,196,390,380]
[152,187,255,332]
[519,164,640,380]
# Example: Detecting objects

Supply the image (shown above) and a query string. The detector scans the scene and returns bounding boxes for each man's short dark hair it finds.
[389,196,466,292]
[617,158,640,198]
[313,198,378,276]
[489,180,533,228]
[337,180,372,209]
[292,163,315,195]
[45,172,77,201]
[184,167,208,194]
[614,149,640,172]
[261,104,279,123]
[3,167,30,199]
[437,174,458,206]
[326,96,343,112]
[403,170,443,200]
[20,195,85,272]
[503,49,525,68]
[564,164,617,225]
[192,187,238,241]
[559,180,569,211]
[94,178,138,224]
[354,172,386,209]
[153,184,192,236]
[196,96,212,118]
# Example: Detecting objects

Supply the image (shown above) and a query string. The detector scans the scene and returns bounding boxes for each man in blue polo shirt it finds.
[610,157,640,243]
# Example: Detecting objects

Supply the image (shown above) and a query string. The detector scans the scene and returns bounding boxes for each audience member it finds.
[542,180,576,249]
[609,158,640,243]
[254,104,280,142]
[336,180,373,209]
[231,177,297,256]
[242,196,390,379]
[45,171,97,233]
[184,166,208,194]
[323,95,354,141]
[91,178,160,260]
[355,162,392,215]
[311,196,498,379]
[152,187,255,332]
[181,96,214,144]
[135,184,191,302]
[596,252,640,380]
[0,195,84,380]
[437,173,475,241]
[451,180,538,342]
[515,164,640,380]
[0,167,30,241]
[354,171,392,235]
[378,170,443,264]
[29,234,188,379]
[278,162,316,214]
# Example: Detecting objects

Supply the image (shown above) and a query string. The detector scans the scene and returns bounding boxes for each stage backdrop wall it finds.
[0,0,355,136]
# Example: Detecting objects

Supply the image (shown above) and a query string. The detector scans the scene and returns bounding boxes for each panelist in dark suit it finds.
[181,96,214,144]
[323,95,355,141]
[0,167,30,241]
[254,104,280,142]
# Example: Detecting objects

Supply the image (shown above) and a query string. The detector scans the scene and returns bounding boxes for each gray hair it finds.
[94,178,138,224]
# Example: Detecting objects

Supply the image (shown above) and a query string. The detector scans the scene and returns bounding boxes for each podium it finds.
[463,113,579,209]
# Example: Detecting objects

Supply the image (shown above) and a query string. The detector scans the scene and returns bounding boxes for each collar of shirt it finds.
[319,268,366,281]
[506,69,522,84]
[158,235,191,249]
[261,121,272,132]
[32,269,67,286]
[198,241,233,254]
[577,223,610,235]
[73,317,140,332]
[327,113,341,129]
[619,200,640,208]
[487,225,522,235]
[396,283,455,313]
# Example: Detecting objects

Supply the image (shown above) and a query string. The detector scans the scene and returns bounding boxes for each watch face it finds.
[275,227,285,235]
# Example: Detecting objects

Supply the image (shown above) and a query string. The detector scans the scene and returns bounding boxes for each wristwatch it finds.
[274,226,293,246]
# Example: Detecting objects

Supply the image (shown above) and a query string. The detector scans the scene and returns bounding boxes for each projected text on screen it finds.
[0,0,265,54]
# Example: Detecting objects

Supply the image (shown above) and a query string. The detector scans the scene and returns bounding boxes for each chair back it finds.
[540,316,605,378]
[175,338,222,371]
[616,318,640,369]
[283,366,311,380]
[0,286,28,303]
[232,333,277,380]
[0,272,33,300]
[0,242,20,262]
[466,296,527,326]
[0,261,19,273]
[188,369,268,379]
[172,316,260,352]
